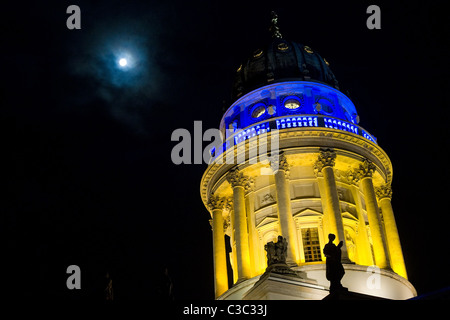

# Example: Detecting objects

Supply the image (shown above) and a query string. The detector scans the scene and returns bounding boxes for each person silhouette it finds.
[323,233,346,293]
[104,272,113,300]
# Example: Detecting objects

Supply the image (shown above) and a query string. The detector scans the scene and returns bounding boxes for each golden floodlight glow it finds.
[200,16,414,298]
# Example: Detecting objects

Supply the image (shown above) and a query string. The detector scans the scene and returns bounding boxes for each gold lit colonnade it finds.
[200,127,407,298]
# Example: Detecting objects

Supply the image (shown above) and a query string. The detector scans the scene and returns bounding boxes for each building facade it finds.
[200,14,416,300]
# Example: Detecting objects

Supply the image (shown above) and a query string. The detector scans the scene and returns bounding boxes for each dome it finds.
[232,38,339,101]
[231,12,339,101]
[218,13,367,147]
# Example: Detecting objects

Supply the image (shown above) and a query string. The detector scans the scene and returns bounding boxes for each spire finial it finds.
[269,11,283,39]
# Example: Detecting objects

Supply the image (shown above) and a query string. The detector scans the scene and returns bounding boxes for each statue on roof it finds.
[269,11,283,39]
[323,233,347,293]
[265,235,288,265]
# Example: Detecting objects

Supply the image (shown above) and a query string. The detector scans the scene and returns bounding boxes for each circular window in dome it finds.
[284,98,301,110]
[277,42,289,51]
[304,46,314,54]
[316,97,334,114]
[253,49,263,58]
[251,104,266,118]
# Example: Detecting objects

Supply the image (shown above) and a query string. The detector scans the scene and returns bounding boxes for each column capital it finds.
[209,196,230,233]
[207,194,225,212]
[314,148,336,174]
[375,184,393,200]
[269,152,290,177]
[355,159,376,180]
[227,168,249,188]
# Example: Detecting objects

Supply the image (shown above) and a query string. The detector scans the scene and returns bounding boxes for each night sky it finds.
[2,1,449,300]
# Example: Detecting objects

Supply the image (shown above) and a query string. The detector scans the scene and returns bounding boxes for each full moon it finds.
[119,58,127,67]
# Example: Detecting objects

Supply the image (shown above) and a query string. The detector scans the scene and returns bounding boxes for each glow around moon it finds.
[119,58,128,67]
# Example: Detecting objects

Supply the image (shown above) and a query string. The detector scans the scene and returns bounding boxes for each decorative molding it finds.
[314,148,336,175]
[345,169,360,185]
[355,159,376,180]
[375,184,393,200]
[223,214,230,232]
[336,168,359,185]
[244,178,255,194]
[260,193,276,206]
[227,168,249,188]
[224,197,233,212]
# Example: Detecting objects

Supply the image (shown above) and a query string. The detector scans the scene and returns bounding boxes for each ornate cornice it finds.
[375,184,393,200]
[227,168,249,188]
[314,148,336,174]
[355,159,376,180]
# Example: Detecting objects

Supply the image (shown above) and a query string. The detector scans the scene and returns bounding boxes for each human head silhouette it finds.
[328,233,336,242]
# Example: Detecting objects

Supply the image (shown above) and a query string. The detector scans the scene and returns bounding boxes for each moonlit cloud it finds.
[66,14,166,135]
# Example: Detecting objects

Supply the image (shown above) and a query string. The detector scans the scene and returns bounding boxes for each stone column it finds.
[271,152,300,265]
[245,178,261,276]
[376,184,408,279]
[346,171,374,266]
[207,195,228,298]
[226,199,238,284]
[314,148,350,262]
[227,168,252,280]
[356,159,389,269]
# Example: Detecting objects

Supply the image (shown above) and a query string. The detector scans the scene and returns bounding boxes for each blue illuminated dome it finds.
[219,81,374,147]
[210,13,378,161]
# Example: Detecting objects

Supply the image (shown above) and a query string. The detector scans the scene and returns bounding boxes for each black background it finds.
[2,0,449,300]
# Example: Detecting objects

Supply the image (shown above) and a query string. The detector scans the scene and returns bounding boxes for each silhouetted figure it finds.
[104,272,113,300]
[156,266,174,300]
[323,233,346,293]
